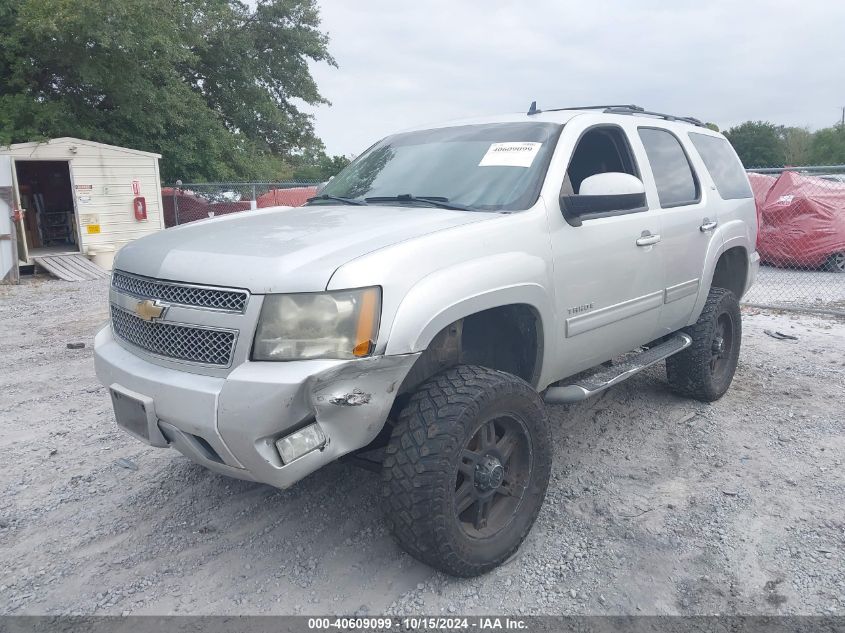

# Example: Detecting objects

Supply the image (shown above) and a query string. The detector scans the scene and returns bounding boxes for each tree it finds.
[0,0,334,182]
[291,152,352,181]
[808,124,845,165]
[724,121,785,168]
[782,126,812,166]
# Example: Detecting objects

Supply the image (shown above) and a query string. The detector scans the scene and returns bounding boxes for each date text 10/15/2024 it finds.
[307,616,528,630]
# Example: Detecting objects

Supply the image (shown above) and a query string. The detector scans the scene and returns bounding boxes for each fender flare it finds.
[687,221,751,325]
[384,252,553,357]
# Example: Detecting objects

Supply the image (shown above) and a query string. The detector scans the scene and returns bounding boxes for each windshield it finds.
[314,122,562,212]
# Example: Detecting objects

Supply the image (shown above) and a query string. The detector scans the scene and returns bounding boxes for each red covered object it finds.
[757,171,845,269]
[161,189,253,227]
[161,187,211,227]
[160,185,319,227]
[256,186,318,209]
[209,200,251,215]
[747,172,776,227]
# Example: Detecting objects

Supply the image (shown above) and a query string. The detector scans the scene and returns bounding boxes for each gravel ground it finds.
[1,275,844,616]
[744,265,845,313]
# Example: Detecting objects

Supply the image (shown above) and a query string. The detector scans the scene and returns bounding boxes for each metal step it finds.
[33,254,110,282]
[544,333,692,404]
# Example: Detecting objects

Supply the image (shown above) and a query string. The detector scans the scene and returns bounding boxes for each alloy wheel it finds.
[454,415,532,538]
[710,312,735,382]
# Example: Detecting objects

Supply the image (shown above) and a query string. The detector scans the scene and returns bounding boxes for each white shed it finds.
[0,137,165,275]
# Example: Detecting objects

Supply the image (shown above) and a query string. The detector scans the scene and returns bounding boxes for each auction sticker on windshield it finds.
[478,142,542,168]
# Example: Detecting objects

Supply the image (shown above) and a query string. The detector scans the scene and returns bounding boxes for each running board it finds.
[544,333,692,404]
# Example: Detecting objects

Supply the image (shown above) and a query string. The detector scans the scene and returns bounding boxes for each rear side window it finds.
[638,128,699,207]
[689,133,753,200]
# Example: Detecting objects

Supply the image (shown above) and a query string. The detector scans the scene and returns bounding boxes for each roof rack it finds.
[527,101,643,115]
[603,105,705,127]
[526,101,705,127]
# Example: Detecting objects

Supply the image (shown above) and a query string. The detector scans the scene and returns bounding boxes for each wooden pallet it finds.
[33,254,110,282]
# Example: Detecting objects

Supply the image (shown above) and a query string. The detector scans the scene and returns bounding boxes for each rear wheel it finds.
[381,365,551,577]
[666,287,741,402]
[824,252,845,273]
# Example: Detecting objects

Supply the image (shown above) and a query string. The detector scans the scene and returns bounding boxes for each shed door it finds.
[0,156,20,283]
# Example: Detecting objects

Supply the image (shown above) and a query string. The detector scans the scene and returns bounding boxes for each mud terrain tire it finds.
[381,365,551,577]
[666,287,741,402]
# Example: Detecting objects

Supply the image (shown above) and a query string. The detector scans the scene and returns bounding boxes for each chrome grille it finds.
[112,270,248,312]
[110,305,236,366]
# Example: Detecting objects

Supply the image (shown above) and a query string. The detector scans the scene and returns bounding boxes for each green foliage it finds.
[724,121,785,168]
[0,0,334,182]
[725,120,845,168]
[781,126,812,166]
[808,124,845,165]
[291,151,351,181]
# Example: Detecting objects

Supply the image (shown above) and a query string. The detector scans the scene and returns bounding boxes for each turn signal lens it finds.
[353,287,379,357]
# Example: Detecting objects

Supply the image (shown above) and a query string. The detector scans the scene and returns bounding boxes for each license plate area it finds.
[109,384,169,447]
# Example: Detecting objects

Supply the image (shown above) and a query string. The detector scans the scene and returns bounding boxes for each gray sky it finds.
[306,0,845,157]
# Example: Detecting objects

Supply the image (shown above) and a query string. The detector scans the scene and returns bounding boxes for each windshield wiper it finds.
[306,194,368,206]
[364,194,476,212]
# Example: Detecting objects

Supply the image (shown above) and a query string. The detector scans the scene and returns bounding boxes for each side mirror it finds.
[561,172,647,226]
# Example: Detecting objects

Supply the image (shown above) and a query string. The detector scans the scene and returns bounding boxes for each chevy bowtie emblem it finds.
[134,299,167,322]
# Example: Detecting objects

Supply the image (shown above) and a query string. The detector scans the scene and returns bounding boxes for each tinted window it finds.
[689,133,753,200]
[638,128,699,207]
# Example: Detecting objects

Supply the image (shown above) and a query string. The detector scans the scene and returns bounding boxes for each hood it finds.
[115,204,494,293]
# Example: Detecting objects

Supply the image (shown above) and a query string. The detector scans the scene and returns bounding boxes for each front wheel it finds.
[381,365,551,577]
[666,287,741,402]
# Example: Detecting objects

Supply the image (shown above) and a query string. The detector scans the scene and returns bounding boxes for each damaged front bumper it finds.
[94,326,420,488]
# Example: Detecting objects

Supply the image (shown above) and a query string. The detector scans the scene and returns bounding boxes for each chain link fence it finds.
[163,181,322,227]
[164,169,844,316]
[743,165,845,315]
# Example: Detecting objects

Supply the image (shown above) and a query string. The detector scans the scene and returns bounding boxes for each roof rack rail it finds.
[527,101,643,116]
[526,101,705,127]
[602,105,705,127]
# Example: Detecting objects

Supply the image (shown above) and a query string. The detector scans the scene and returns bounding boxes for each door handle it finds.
[700,219,718,232]
[636,232,661,247]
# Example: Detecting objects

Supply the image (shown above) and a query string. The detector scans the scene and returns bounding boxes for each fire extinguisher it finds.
[133,196,147,221]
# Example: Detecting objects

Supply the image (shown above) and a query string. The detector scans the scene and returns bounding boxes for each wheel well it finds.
[711,247,748,299]
[397,304,543,397]
[462,305,542,385]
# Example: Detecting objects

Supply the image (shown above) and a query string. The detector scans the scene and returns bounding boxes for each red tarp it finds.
[757,171,845,269]
[256,186,318,209]
[161,188,249,227]
[209,200,251,215]
[161,187,211,227]
[162,187,315,228]
[747,172,777,227]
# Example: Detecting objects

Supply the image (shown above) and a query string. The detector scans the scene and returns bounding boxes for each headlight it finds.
[252,287,381,361]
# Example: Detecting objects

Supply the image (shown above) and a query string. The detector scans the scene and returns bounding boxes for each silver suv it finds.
[95,103,759,576]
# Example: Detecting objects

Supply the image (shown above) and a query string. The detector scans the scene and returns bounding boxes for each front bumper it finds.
[94,326,419,488]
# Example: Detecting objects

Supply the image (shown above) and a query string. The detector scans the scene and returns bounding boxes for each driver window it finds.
[562,126,639,195]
